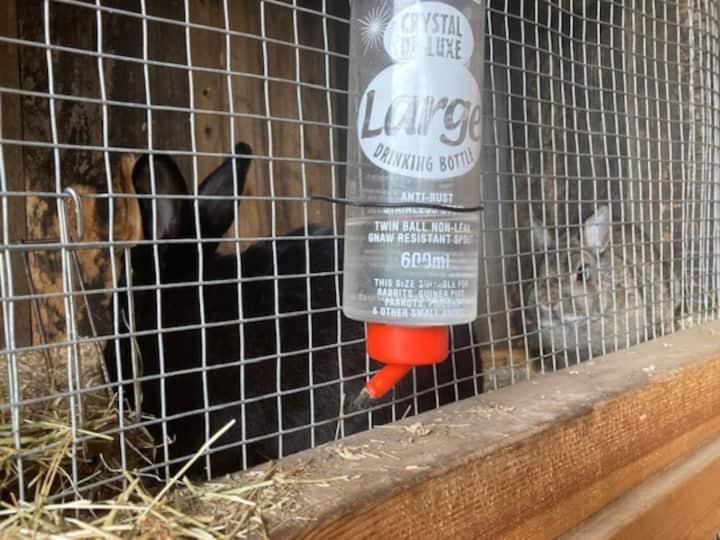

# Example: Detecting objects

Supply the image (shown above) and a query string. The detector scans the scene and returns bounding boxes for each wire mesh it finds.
[0,0,717,503]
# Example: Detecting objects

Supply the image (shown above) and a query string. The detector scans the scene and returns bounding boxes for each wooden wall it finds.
[0,0,31,349]
[4,0,349,345]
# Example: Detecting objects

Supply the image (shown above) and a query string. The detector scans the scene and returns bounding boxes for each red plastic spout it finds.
[363,323,449,400]
[364,364,414,400]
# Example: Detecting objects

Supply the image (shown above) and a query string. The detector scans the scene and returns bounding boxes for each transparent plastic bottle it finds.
[344,0,485,402]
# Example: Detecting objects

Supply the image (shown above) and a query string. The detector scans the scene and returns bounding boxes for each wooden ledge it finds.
[235,322,720,539]
[562,433,720,539]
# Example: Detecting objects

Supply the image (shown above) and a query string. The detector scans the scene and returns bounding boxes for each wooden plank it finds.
[16,0,192,343]
[18,0,108,344]
[17,0,116,344]
[161,0,350,253]
[15,0,347,342]
[228,322,720,539]
[480,344,531,392]
[0,0,31,349]
[188,0,230,187]
[562,435,720,540]
[143,0,193,176]
[224,0,347,246]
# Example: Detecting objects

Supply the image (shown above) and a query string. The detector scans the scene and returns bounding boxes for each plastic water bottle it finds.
[343,0,485,404]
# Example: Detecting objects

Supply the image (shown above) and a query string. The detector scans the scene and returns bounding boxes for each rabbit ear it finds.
[530,208,553,251]
[197,142,253,256]
[583,205,611,252]
[131,153,194,242]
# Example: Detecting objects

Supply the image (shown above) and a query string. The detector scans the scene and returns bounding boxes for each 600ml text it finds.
[400,251,450,270]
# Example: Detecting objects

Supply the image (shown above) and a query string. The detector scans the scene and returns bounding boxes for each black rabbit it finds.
[104,142,483,479]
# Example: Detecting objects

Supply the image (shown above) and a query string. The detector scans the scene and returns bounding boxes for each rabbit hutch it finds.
[1,0,720,538]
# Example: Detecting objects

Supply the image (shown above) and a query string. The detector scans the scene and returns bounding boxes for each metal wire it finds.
[0,0,718,502]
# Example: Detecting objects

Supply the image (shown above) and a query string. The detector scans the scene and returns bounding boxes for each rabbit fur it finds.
[523,205,682,366]
[103,142,482,479]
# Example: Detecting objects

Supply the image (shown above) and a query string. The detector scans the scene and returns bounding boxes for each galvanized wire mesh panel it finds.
[480,0,720,384]
[0,0,717,503]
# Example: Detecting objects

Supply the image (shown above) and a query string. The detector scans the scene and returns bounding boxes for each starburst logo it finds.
[359,2,390,54]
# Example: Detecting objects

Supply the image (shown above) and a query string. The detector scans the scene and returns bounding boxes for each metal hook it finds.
[63,187,84,240]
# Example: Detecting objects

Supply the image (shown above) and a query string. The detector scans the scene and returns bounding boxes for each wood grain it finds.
[236,322,720,539]
[15,0,193,343]
[0,0,31,348]
[13,0,349,345]
[563,435,720,540]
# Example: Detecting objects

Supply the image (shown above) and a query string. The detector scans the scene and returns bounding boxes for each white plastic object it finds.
[343,0,486,327]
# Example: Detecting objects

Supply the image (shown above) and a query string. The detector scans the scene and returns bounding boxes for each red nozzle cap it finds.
[364,323,449,399]
[365,364,413,400]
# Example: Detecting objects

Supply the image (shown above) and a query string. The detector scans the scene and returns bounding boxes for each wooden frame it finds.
[0,0,31,349]
[237,322,720,539]
[563,435,720,539]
